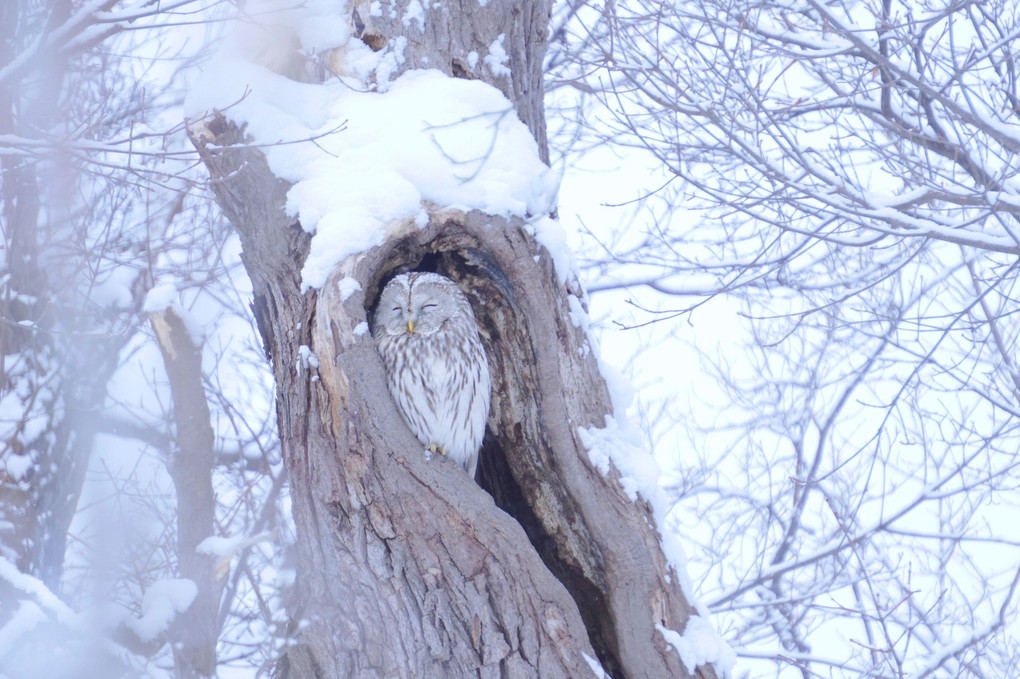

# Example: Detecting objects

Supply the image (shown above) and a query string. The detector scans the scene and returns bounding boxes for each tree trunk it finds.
[189,1,719,677]
[150,307,222,678]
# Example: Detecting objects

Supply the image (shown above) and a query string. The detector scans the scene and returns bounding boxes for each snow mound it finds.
[188,62,557,291]
[126,578,198,642]
[657,618,737,677]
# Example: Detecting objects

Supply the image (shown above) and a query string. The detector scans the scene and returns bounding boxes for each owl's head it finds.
[373,272,472,338]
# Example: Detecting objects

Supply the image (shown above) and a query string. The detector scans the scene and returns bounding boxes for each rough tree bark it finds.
[150,308,223,678]
[189,1,719,677]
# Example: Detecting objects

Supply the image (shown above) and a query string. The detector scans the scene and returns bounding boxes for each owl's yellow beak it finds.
[407,320,416,334]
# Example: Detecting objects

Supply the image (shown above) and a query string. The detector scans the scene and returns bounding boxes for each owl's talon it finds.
[428,443,446,456]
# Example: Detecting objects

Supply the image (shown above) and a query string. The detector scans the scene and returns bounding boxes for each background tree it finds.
[0,1,287,675]
[552,0,1020,676]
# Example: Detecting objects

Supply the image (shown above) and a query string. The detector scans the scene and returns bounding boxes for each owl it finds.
[373,272,491,477]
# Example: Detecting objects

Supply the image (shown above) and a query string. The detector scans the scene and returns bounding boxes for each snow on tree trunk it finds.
[188,1,721,677]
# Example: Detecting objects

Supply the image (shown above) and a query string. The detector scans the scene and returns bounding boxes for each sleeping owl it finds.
[373,272,491,477]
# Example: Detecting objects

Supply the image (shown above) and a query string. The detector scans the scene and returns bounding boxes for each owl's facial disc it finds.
[405,300,442,335]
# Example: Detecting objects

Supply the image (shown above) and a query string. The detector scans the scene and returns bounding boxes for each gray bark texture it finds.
[150,308,223,678]
[189,1,720,677]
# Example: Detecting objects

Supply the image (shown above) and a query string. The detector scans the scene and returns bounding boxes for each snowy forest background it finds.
[2,0,1019,678]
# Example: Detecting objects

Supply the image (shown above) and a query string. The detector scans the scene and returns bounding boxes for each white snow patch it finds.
[143,283,177,314]
[126,578,197,642]
[577,415,659,502]
[657,619,737,678]
[354,321,370,336]
[297,345,320,371]
[566,295,595,356]
[528,217,573,283]
[466,51,479,69]
[144,283,206,346]
[566,294,589,330]
[197,530,274,578]
[403,0,426,29]
[866,186,928,209]
[91,264,137,310]
[373,35,408,89]
[197,534,249,558]
[232,0,351,55]
[576,413,712,618]
[2,452,33,481]
[189,66,556,291]
[0,557,74,622]
[484,34,511,77]
[0,601,47,660]
[338,277,362,300]
[582,651,610,678]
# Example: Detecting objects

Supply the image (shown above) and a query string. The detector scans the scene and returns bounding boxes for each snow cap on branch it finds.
[187,1,559,291]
